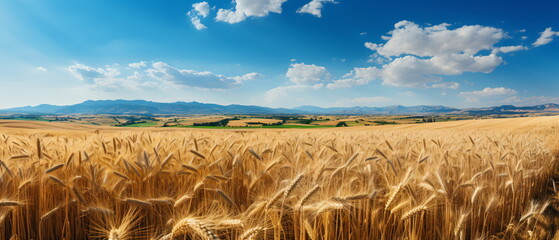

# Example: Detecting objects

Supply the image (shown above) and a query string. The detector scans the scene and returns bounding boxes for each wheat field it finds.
[0,116,558,240]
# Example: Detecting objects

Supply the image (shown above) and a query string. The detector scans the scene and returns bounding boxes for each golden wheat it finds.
[0,116,557,239]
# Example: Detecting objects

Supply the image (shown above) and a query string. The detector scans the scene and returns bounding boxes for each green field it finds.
[261,125,332,128]
[122,122,158,127]
[181,125,334,129]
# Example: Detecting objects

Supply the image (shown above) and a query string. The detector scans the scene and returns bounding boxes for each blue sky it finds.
[0,0,558,109]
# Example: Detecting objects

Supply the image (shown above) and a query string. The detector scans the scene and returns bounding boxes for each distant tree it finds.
[336,122,348,127]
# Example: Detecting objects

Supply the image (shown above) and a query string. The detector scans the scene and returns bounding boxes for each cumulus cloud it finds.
[367,53,389,64]
[326,67,379,89]
[190,17,207,30]
[377,56,432,87]
[297,0,336,18]
[68,63,120,83]
[491,45,527,54]
[335,21,517,89]
[231,72,264,82]
[369,21,504,57]
[381,54,502,88]
[128,61,147,69]
[502,96,559,106]
[533,27,559,47]
[188,2,211,30]
[68,61,261,91]
[458,87,517,102]
[146,62,260,89]
[286,63,331,85]
[67,63,157,90]
[263,63,330,105]
[431,82,460,89]
[35,66,48,72]
[215,0,287,24]
[458,87,559,106]
[264,84,323,105]
[192,2,210,17]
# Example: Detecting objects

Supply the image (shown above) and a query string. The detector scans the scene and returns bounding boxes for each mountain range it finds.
[1,100,558,115]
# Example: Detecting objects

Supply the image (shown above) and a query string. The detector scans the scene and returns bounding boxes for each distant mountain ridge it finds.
[1,100,558,115]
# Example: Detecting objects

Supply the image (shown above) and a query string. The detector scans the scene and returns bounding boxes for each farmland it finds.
[0,116,557,239]
[0,113,549,129]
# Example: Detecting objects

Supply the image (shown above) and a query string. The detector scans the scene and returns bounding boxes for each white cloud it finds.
[364,42,379,51]
[367,53,389,64]
[128,61,147,69]
[146,62,259,89]
[68,61,261,91]
[86,78,158,91]
[459,87,559,106]
[460,87,517,97]
[216,0,287,24]
[298,20,519,91]
[264,84,323,106]
[334,96,392,107]
[430,82,460,89]
[491,45,527,54]
[533,27,559,47]
[265,62,329,104]
[190,16,207,30]
[192,2,211,18]
[215,9,246,24]
[326,67,379,89]
[329,54,501,89]
[231,72,263,82]
[297,0,336,18]
[353,21,512,88]
[369,21,504,57]
[286,63,330,85]
[458,87,517,102]
[68,63,120,83]
[400,91,416,97]
[502,96,559,106]
[35,66,47,72]
[67,63,157,90]
[127,71,143,80]
[379,54,502,88]
[188,2,211,30]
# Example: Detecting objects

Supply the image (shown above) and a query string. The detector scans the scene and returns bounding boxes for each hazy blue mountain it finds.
[0,100,302,115]
[1,100,558,115]
[2,104,65,114]
[463,103,559,115]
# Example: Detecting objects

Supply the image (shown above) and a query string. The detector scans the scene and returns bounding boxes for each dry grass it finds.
[0,116,558,239]
[227,119,283,127]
